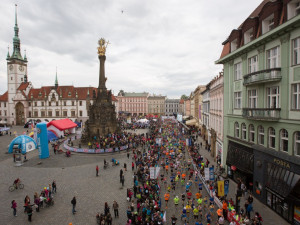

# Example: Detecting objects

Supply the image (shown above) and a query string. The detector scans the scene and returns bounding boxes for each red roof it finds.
[47,118,77,131]
[0,91,8,102]
[17,82,29,91]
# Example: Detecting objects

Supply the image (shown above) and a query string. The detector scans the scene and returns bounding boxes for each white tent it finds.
[137,118,149,123]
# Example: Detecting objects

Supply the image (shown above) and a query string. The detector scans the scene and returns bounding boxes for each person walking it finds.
[27,205,33,222]
[121,175,125,187]
[71,196,77,214]
[96,165,99,177]
[120,169,123,183]
[113,200,119,218]
[11,200,17,217]
[52,180,57,193]
[131,162,134,171]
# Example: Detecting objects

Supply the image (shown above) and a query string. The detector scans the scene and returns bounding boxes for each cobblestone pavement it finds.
[0,127,289,225]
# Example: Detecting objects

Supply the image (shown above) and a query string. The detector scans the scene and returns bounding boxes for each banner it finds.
[204,168,209,180]
[218,180,225,197]
[186,139,189,146]
[36,122,49,159]
[224,179,230,195]
[209,166,214,181]
[150,167,155,179]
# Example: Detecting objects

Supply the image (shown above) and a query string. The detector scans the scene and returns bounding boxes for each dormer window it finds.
[287,0,300,20]
[262,14,275,34]
[68,92,71,96]
[244,28,254,44]
[231,39,238,52]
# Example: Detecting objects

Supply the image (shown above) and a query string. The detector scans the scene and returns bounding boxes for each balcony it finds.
[243,68,281,86]
[242,108,281,120]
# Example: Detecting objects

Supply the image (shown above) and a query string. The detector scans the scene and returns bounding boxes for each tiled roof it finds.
[111,95,118,102]
[17,82,29,91]
[0,91,8,102]
[179,99,184,104]
[123,92,149,97]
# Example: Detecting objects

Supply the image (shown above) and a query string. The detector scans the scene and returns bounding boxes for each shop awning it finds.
[185,119,197,126]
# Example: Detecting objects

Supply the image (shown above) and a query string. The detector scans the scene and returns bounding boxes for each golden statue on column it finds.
[97,38,110,56]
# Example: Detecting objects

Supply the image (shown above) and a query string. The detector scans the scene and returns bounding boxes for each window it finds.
[287,1,300,19]
[244,28,254,44]
[248,89,257,108]
[79,101,82,106]
[267,86,280,108]
[48,111,52,117]
[262,14,275,34]
[41,102,44,107]
[269,127,276,149]
[49,102,51,106]
[63,111,67,117]
[71,111,75,117]
[242,123,247,140]
[267,46,280,69]
[56,102,59,106]
[248,55,258,73]
[4,103,6,107]
[234,92,242,109]
[34,102,37,107]
[295,131,300,156]
[72,101,75,106]
[64,101,67,106]
[28,111,31,117]
[11,77,13,81]
[231,39,238,52]
[234,62,242,80]
[258,126,265,145]
[34,111,38,117]
[28,102,31,107]
[292,83,300,109]
[280,129,289,152]
[21,78,23,82]
[249,124,255,143]
[41,111,45,117]
[55,111,60,117]
[79,111,83,117]
[293,38,300,65]
[235,122,240,138]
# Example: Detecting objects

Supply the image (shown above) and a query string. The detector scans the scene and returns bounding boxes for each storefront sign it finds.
[273,158,290,169]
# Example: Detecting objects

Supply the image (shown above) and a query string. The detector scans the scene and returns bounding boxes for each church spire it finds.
[6,46,10,60]
[11,4,23,61]
[55,67,58,89]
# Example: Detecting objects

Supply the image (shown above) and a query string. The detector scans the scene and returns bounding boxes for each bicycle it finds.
[9,183,24,192]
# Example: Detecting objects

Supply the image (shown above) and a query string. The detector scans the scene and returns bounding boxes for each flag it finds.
[218,180,225,197]
[163,211,166,222]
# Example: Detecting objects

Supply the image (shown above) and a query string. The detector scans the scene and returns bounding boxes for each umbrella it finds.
[8,135,37,154]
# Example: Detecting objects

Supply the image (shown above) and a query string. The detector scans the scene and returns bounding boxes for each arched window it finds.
[242,123,247,140]
[249,124,255,142]
[295,132,300,156]
[258,126,264,145]
[280,129,288,152]
[235,122,239,138]
[269,127,276,149]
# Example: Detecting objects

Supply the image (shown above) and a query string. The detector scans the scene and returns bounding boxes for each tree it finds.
[180,94,188,100]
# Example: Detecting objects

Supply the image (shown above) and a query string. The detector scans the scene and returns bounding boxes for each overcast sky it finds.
[0,0,263,98]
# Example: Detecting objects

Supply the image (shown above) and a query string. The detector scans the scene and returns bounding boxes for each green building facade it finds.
[216,1,300,223]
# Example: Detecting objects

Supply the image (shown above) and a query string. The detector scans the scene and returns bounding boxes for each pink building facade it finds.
[209,72,224,165]
[116,92,149,116]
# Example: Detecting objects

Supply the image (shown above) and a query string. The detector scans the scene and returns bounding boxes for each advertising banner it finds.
[209,166,214,181]
[218,180,225,197]
[204,168,209,180]
[224,179,230,195]
[150,167,155,179]
[36,122,49,159]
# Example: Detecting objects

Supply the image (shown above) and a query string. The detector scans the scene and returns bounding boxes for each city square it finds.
[0,0,300,225]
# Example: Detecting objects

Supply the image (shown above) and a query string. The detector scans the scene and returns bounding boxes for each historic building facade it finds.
[209,72,224,164]
[165,99,180,116]
[147,95,166,116]
[216,1,300,223]
[0,9,117,125]
[116,91,149,116]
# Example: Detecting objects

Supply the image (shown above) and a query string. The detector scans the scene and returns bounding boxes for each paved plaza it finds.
[0,126,290,225]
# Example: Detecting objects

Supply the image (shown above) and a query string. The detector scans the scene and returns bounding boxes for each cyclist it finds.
[13,178,20,189]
